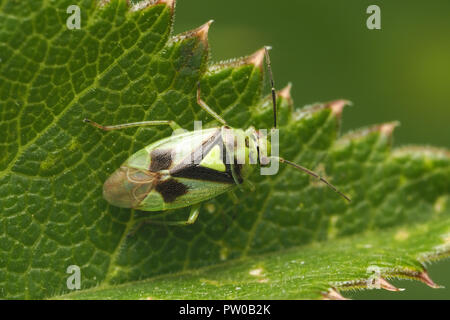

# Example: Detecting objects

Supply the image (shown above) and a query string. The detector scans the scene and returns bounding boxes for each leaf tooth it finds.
[208,47,266,73]
[322,288,349,300]
[379,278,405,292]
[415,271,444,289]
[339,121,400,142]
[379,122,400,137]
[394,268,444,289]
[194,20,214,45]
[293,99,349,122]
[172,20,213,46]
[244,47,266,69]
[326,99,352,118]
[278,82,293,104]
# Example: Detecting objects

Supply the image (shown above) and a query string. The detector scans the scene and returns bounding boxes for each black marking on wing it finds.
[150,149,172,172]
[155,178,188,203]
[171,164,235,184]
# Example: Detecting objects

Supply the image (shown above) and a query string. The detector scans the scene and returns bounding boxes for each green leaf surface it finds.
[0,0,449,299]
[58,217,450,300]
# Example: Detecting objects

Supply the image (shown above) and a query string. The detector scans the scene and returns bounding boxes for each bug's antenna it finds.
[279,157,351,202]
[264,46,277,129]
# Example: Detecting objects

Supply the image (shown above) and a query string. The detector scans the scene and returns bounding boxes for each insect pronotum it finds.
[84,47,351,226]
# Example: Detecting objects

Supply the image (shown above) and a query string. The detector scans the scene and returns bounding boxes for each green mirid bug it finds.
[84,47,350,226]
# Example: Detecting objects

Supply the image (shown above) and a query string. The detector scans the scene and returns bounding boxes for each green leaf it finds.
[57,217,450,299]
[0,0,449,299]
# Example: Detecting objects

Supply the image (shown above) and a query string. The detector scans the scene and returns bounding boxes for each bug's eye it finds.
[245,137,250,148]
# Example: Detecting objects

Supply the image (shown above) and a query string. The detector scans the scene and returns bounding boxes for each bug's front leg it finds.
[83,119,183,132]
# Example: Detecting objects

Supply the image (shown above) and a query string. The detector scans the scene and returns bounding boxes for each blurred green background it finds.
[173,0,450,299]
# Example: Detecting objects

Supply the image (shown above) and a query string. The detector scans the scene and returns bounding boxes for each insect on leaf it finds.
[0,0,449,299]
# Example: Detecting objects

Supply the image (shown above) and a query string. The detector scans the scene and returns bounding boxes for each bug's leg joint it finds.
[167,120,183,132]
[185,204,201,225]
[83,118,109,131]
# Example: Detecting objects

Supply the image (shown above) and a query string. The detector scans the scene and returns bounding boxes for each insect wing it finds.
[103,166,158,209]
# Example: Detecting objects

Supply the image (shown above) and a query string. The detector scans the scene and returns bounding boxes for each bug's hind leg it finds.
[152,204,201,226]
[127,204,201,236]
[196,83,228,126]
[83,119,183,132]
